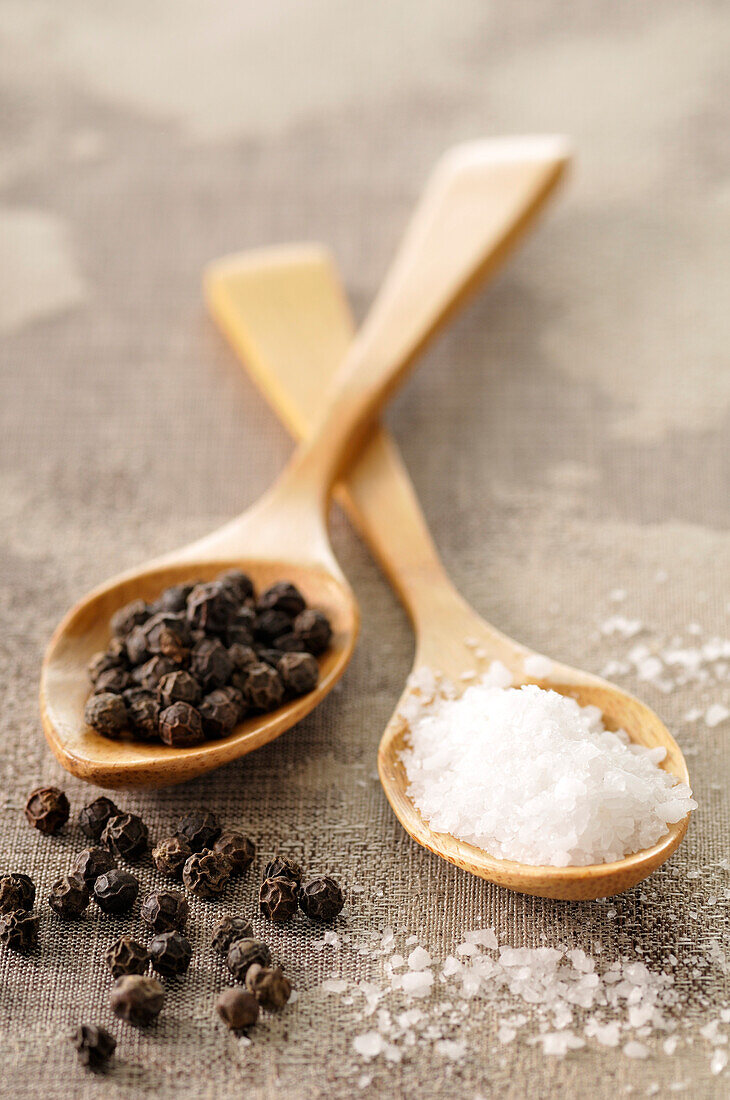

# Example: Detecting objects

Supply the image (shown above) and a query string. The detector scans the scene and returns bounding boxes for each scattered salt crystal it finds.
[405,935,419,946]
[357,1075,372,1090]
[401,679,696,866]
[322,979,348,994]
[390,954,405,969]
[353,1032,383,1059]
[465,927,498,949]
[435,1039,466,1060]
[408,947,432,971]
[399,971,434,998]
[610,589,627,603]
[497,1025,516,1044]
[481,660,513,688]
[601,616,643,638]
[524,654,554,679]
[456,942,478,956]
[711,1049,728,1075]
[684,708,703,722]
[663,1036,679,1055]
[700,1021,727,1044]
[655,570,668,583]
[534,1031,585,1056]
[705,704,730,728]
[442,956,461,977]
[624,1041,650,1059]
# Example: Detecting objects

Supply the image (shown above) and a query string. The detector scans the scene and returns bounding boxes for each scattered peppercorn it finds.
[152,834,192,879]
[213,831,255,875]
[216,987,258,1031]
[132,655,177,690]
[259,876,298,923]
[71,847,116,887]
[24,785,70,834]
[263,855,302,886]
[246,964,292,1010]
[160,583,194,613]
[140,890,189,933]
[177,808,221,851]
[48,874,90,918]
[110,975,164,1027]
[93,869,139,914]
[84,692,129,739]
[0,910,39,952]
[226,608,256,647]
[70,1024,117,1069]
[277,651,319,696]
[226,938,271,982]
[78,796,119,841]
[190,637,233,690]
[149,930,192,978]
[101,812,148,860]
[258,581,306,618]
[211,914,254,955]
[0,873,35,912]
[218,569,254,604]
[111,599,150,638]
[88,649,126,685]
[182,850,230,899]
[159,701,204,747]
[292,609,332,655]
[255,608,294,643]
[93,666,130,695]
[105,935,150,978]
[299,875,344,922]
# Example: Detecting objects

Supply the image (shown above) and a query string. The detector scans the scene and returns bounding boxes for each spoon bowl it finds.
[41,137,570,788]
[211,235,693,899]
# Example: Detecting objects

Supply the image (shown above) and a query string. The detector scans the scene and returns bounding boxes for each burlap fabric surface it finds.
[1,2,728,1097]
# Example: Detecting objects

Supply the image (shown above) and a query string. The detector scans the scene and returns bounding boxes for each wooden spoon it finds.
[41,136,570,789]
[206,251,692,900]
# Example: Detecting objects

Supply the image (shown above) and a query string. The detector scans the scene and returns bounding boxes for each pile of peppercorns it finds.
[12,786,344,1071]
[84,570,333,746]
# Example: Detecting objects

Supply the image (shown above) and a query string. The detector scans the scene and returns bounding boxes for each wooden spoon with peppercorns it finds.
[41,137,570,790]
[206,236,692,901]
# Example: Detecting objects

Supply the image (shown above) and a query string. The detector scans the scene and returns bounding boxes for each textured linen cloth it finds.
[0,3,729,1097]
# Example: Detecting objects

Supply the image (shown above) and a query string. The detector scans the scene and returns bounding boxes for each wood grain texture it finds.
[208,244,692,900]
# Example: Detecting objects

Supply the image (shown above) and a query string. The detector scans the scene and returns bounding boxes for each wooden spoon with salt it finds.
[41,138,568,789]
[205,246,692,900]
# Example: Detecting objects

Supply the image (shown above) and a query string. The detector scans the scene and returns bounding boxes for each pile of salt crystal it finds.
[400,672,696,866]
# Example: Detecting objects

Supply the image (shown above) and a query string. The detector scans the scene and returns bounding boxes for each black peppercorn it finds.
[176,808,221,851]
[254,608,293,643]
[84,692,129,739]
[71,846,116,887]
[123,688,161,739]
[140,889,189,933]
[149,930,192,978]
[190,637,233,690]
[0,910,39,952]
[125,624,150,666]
[216,987,258,1030]
[159,701,204,747]
[88,649,126,685]
[110,975,164,1027]
[246,964,292,1009]
[213,831,255,875]
[0,873,35,913]
[143,613,191,659]
[211,914,254,955]
[257,581,306,618]
[24,785,70,834]
[93,869,139,914]
[158,670,201,709]
[93,666,130,695]
[291,609,332,655]
[101,812,148,860]
[199,688,239,738]
[217,569,254,604]
[111,599,150,638]
[226,938,271,982]
[237,662,284,712]
[186,582,237,635]
[48,874,90,919]
[263,855,302,886]
[226,608,256,647]
[227,643,257,671]
[256,647,286,669]
[182,850,230,899]
[299,875,344,922]
[78,796,118,841]
[215,990,258,1029]
[277,652,319,696]
[132,655,177,690]
[152,834,192,879]
[70,1023,116,1069]
[160,583,195,613]
[104,935,149,978]
[259,876,298,923]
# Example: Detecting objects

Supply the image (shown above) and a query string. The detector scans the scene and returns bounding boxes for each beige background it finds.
[0,2,729,1097]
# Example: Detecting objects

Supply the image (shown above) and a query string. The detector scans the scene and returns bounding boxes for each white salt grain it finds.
[624,1041,650,1059]
[524,654,554,679]
[353,1032,383,1059]
[408,947,432,971]
[705,704,730,728]
[401,675,696,866]
[711,1049,728,1075]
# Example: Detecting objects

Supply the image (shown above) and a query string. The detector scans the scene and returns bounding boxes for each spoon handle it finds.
[207,137,570,510]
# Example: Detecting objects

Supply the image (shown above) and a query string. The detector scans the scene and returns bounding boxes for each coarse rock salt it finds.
[524,654,554,680]
[408,946,432,971]
[401,676,696,866]
[705,704,730,728]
